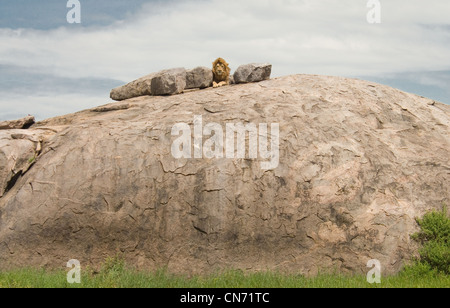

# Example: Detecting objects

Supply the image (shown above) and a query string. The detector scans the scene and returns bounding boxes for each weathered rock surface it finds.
[0,129,55,198]
[0,116,35,130]
[0,75,449,276]
[186,67,213,89]
[233,63,272,84]
[151,68,187,96]
[110,73,156,101]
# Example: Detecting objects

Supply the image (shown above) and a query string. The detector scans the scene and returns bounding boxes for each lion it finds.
[212,57,231,88]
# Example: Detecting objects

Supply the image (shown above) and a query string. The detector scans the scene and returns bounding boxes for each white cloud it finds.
[0,0,449,120]
[0,0,449,79]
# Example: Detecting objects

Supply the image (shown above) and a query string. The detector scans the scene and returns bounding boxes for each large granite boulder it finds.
[0,75,448,276]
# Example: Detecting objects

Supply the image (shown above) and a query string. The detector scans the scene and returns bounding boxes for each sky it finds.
[0,0,449,121]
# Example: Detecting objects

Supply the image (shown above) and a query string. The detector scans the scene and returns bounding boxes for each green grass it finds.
[0,266,448,288]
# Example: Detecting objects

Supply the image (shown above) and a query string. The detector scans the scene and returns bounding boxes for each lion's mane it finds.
[212,58,231,86]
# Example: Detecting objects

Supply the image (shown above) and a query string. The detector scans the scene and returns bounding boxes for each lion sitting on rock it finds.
[212,58,231,88]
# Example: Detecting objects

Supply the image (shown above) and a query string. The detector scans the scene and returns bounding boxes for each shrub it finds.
[410,206,450,275]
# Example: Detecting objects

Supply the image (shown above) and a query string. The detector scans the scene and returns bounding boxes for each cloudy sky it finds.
[0,0,449,121]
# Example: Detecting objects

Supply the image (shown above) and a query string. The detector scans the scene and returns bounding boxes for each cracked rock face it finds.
[0,75,449,275]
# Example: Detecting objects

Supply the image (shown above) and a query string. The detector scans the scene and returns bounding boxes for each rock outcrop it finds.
[0,75,449,276]
[0,116,35,130]
[111,63,271,101]
[110,67,188,99]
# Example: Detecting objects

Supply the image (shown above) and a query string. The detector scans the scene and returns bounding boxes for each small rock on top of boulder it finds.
[151,68,187,96]
[233,63,272,84]
[186,66,213,89]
